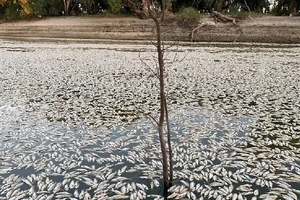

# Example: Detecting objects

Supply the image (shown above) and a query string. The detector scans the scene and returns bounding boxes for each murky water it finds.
[0,42,300,199]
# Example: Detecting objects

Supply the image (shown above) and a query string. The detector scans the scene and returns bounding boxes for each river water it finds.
[0,41,300,199]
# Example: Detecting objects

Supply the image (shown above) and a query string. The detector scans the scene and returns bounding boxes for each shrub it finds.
[29,0,64,16]
[231,11,250,20]
[0,4,6,17]
[177,7,201,27]
[4,0,22,19]
[226,7,246,18]
[108,0,122,14]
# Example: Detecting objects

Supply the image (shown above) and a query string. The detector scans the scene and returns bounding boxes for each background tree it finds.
[291,0,299,14]
[79,0,95,14]
[108,0,122,14]
[214,0,224,12]
[0,3,5,17]
[1,0,22,18]
[76,0,109,14]
[246,0,268,11]
[0,0,32,18]
[29,0,64,16]
[19,0,32,15]
[142,0,148,16]
[273,0,299,15]
[175,0,272,12]
[62,0,71,15]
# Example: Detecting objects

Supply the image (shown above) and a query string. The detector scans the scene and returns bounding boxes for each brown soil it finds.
[0,16,300,44]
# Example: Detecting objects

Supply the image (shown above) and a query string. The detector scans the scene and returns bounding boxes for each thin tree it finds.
[244,0,250,11]
[63,0,71,15]
[142,0,149,17]
[291,0,299,15]
[146,0,173,191]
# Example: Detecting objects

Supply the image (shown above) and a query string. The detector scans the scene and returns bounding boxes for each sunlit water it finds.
[0,42,300,199]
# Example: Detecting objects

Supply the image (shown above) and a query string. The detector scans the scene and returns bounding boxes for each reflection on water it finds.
[0,42,300,199]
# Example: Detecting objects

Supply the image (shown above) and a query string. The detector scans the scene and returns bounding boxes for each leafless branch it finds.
[139,52,159,78]
[135,104,159,127]
[151,55,160,75]
[177,51,189,63]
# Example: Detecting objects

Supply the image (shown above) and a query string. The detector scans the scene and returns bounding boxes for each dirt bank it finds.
[0,16,300,44]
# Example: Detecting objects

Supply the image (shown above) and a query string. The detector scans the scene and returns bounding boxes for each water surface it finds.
[0,42,299,199]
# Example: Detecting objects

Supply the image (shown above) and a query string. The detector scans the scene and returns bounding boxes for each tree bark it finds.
[161,0,166,21]
[212,11,243,42]
[142,0,149,18]
[155,17,169,189]
[191,22,207,42]
[147,0,172,190]
[63,0,71,15]
[213,11,236,26]
[244,0,250,12]
[291,0,299,15]
[165,97,173,186]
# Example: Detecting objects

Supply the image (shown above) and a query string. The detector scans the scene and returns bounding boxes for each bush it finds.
[228,8,250,20]
[29,0,63,16]
[177,7,201,27]
[4,0,22,19]
[108,0,122,14]
[0,5,6,18]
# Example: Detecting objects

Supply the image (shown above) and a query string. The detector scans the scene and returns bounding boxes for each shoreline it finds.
[0,16,300,44]
[2,38,300,50]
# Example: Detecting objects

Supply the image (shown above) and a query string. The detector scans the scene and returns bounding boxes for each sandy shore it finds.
[0,16,300,44]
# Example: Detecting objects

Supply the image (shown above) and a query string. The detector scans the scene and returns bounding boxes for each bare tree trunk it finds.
[191,22,207,41]
[244,0,250,12]
[161,0,166,21]
[63,0,71,15]
[213,11,236,25]
[155,17,169,189]
[165,97,173,186]
[291,0,298,15]
[142,0,149,18]
[147,0,172,190]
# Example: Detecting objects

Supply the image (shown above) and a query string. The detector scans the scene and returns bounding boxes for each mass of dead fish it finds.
[0,42,300,199]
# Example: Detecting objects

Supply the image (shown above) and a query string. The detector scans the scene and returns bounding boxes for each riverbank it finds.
[0,15,300,44]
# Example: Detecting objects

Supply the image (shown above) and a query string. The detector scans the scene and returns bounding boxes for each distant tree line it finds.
[175,0,298,14]
[0,0,299,19]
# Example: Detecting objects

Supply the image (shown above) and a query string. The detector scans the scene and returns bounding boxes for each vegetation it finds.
[2,0,22,18]
[227,7,250,20]
[272,0,299,16]
[108,0,122,14]
[29,0,64,16]
[0,0,299,19]
[177,7,201,26]
[0,0,31,18]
